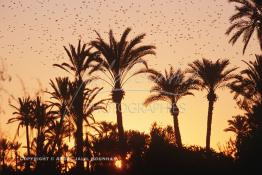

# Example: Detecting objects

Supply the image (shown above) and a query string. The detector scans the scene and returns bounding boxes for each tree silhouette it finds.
[53,40,100,172]
[31,97,53,171]
[230,55,262,110]
[48,77,71,155]
[225,115,249,136]
[91,27,156,160]
[230,55,262,169]
[226,0,262,54]
[0,138,10,169]
[142,67,197,148]
[8,97,34,171]
[188,59,236,150]
[10,141,21,172]
[224,115,249,156]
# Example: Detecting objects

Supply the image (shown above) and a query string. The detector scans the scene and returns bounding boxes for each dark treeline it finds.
[1,0,262,174]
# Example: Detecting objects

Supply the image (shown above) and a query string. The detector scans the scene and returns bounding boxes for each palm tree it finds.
[53,40,100,80]
[11,141,22,172]
[230,55,262,110]
[0,138,10,169]
[91,27,156,156]
[187,58,237,150]
[226,0,262,54]
[8,97,33,170]
[53,40,100,171]
[142,67,197,148]
[61,144,69,173]
[225,115,249,137]
[31,97,53,170]
[48,77,71,155]
[224,115,249,157]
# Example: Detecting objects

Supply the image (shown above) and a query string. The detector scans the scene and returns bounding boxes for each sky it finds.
[0,0,260,151]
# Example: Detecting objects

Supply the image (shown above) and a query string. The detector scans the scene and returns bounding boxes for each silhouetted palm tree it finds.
[32,97,52,155]
[53,40,100,79]
[0,138,10,168]
[225,115,249,136]
[142,67,197,148]
[97,121,118,138]
[60,144,69,173]
[230,55,262,110]
[8,97,33,170]
[48,77,71,155]
[226,0,262,54]
[45,120,72,154]
[53,40,100,171]
[188,59,236,150]
[91,28,156,157]
[31,97,53,171]
[10,141,21,172]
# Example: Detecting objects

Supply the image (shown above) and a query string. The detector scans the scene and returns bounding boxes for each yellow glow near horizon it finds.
[115,159,122,169]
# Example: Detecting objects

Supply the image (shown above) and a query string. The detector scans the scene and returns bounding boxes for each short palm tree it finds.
[142,67,197,148]
[91,27,156,155]
[53,40,100,171]
[8,97,33,170]
[48,77,71,155]
[44,119,72,171]
[0,138,10,168]
[187,58,237,150]
[225,115,249,137]
[230,55,262,110]
[224,115,249,154]
[226,0,262,54]
[31,97,53,171]
[10,141,22,172]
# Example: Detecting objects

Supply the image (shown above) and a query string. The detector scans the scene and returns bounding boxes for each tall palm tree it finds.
[53,40,100,80]
[8,97,33,170]
[226,0,262,54]
[187,59,237,150]
[91,27,156,156]
[142,67,197,148]
[230,55,262,110]
[53,40,100,171]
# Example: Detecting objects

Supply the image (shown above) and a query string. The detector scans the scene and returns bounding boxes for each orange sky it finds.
[0,0,260,150]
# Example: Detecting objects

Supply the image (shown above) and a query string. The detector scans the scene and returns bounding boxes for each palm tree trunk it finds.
[116,102,125,151]
[2,152,5,168]
[206,100,214,150]
[113,78,126,162]
[51,112,64,155]
[76,116,84,171]
[115,102,126,170]
[65,158,68,173]
[15,152,18,172]
[172,113,182,148]
[36,131,44,171]
[74,79,84,172]
[25,124,30,170]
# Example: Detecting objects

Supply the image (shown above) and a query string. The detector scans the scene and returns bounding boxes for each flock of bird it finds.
[0,0,258,68]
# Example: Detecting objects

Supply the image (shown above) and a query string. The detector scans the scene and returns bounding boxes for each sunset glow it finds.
[114,159,122,169]
[0,0,262,174]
